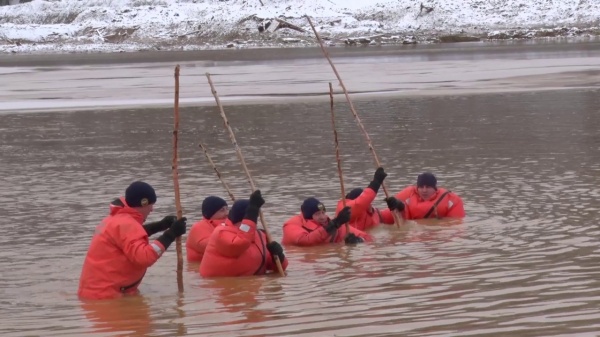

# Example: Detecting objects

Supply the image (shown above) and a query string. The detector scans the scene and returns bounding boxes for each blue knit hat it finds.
[301,197,326,219]
[345,188,363,200]
[417,172,437,190]
[202,196,228,219]
[228,199,249,224]
[125,181,157,207]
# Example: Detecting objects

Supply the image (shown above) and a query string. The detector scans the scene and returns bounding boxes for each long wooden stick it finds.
[199,142,236,202]
[205,72,286,277]
[306,16,402,227]
[329,83,350,236]
[172,65,184,292]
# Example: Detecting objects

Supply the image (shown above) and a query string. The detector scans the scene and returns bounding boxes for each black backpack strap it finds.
[424,191,451,219]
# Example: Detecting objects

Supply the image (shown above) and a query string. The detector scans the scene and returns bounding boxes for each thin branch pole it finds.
[306,16,402,227]
[172,65,184,292]
[199,142,236,202]
[329,83,350,235]
[205,72,286,277]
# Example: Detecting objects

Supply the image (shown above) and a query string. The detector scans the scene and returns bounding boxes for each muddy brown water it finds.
[1,42,600,336]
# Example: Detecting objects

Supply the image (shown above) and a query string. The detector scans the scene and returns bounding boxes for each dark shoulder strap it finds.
[424,191,451,219]
[329,228,338,243]
[375,208,382,220]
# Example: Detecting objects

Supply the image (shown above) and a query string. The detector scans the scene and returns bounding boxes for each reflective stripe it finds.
[448,200,454,209]
[239,223,251,233]
[151,243,164,256]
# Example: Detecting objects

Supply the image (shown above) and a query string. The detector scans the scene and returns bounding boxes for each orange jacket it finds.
[393,186,465,220]
[282,214,374,246]
[78,198,166,300]
[335,187,394,231]
[200,219,289,277]
[186,218,226,262]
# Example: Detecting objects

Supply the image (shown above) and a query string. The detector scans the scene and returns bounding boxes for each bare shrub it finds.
[39,10,80,24]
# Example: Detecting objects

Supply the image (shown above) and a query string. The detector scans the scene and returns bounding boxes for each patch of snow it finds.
[1,0,600,54]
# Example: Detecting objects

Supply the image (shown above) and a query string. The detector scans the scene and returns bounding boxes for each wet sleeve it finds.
[349,227,374,243]
[265,241,289,273]
[395,188,413,219]
[282,220,330,246]
[265,253,289,273]
[395,188,412,202]
[379,208,400,224]
[347,188,377,218]
[211,220,256,258]
[117,222,163,267]
[446,194,466,218]
[188,222,211,257]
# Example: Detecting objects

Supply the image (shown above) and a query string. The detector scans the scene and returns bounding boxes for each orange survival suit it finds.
[393,186,465,220]
[78,198,168,300]
[200,195,289,277]
[282,214,373,246]
[334,167,395,231]
[186,218,226,262]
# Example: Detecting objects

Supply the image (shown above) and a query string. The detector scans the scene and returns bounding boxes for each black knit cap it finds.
[345,188,363,200]
[125,181,157,207]
[202,196,228,219]
[301,197,326,219]
[417,172,437,190]
[228,199,249,224]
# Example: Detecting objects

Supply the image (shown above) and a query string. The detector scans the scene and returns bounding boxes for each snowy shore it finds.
[1,0,600,54]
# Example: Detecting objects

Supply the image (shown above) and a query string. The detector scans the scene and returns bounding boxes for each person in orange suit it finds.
[78,181,187,300]
[282,197,373,246]
[383,172,465,220]
[186,196,229,262]
[335,167,397,231]
[200,190,288,277]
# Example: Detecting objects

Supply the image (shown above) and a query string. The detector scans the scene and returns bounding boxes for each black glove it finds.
[324,206,351,234]
[368,167,387,193]
[143,215,177,236]
[385,197,405,212]
[244,190,265,223]
[156,217,187,250]
[266,241,285,262]
[324,221,339,235]
[334,206,351,226]
[344,233,364,245]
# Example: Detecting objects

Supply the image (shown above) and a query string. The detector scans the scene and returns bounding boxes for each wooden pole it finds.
[199,142,236,202]
[306,16,402,227]
[172,65,184,292]
[205,72,286,277]
[329,83,350,235]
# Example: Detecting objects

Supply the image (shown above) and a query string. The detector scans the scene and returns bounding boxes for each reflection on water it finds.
[1,88,600,336]
[80,296,154,336]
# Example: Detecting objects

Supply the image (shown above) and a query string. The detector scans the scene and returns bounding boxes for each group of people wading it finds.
[78,168,465,300]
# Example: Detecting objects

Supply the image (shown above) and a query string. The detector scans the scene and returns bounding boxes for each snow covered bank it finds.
[1,0,600,54]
